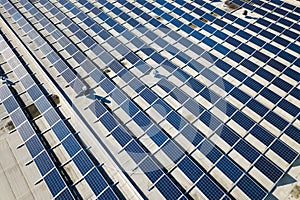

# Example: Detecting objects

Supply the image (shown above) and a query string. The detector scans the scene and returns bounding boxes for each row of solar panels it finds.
[236,0,300,21]
[249,0,300,15]
[194,0,300,39]
[0,83,73,199]
[160,0,299,61]
[31,0,300,198]
[29,0,298,198]
[230,0,300,30]
[0,28,118,199]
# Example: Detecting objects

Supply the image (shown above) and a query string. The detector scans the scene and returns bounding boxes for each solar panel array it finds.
[0,84,73,199]
[0,32,118,199]
[0,0,299,199]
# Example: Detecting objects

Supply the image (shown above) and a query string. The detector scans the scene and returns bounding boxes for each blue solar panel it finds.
[124,141,146,163]
[62,135,82,157]
[85,168,108,195]
[183,99,204,116]
[155,175,183,199]
[157,78,174,93]
[20,75,34,89]
[166,111,187,130]
[99,113,119,132]
[181,125,204,146]
[128,78,145,93]
[139,88,157,105]
[199,111,221,130]
[178,157,203,182]
[217,156,243,182]
[187,78,205,93]
[132,112,151,130]
[34,151,54,176]
[89,69,106,83]
[237,175,267,199]
[61,69,77,83]
[270,140,297,163]
[73,151,94,175]
[235,140,260,163]
[43,108,60,126]
[285,126,300,144]
[121,100,140,118]
[52,120,70,140]
[18,121,35,141]
[44,169,66,196]
[145,126,167,146]
[196,176,225,199]
[162,140,184,163]
[109,61,123,73]
[55,189,74,200]
[152,99,172,116]
[25,136,44,157]
[27,85,43,101]
[10,109,27,127]
[139,157,163,182]
[198,141,222,163]
[232,112,255,130]
[3,96,19,113]
[215,125,239,146]
[111,126,132,147]
[89,101,107,119]
[255,156,283,182]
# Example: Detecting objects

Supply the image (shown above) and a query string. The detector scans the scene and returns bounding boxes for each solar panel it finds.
[43,108,60,126]
[254,156,283,182]
[217,156,243,182]
[196,176,225,199]
[35,96,52,113]
[178,156,203,182]
[237,175,267,199]
[146,126,168,146]
[10,108,27,127]
[25,136,44,157]
[61,69,77,83]
[18,121,35,141]
[44,169,66,196]
[61,135,82,157]
[139,157,164,182]
[34,151,55,176]
[73,151,94,175]
[27,85,43,101]
[155,175,184,199]
[111,126,132,147]
[3,96,19,113]
[85,168,108,195]
[99,113,119,132]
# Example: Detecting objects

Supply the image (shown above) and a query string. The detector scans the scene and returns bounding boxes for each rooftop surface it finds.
[0,0,299,199]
